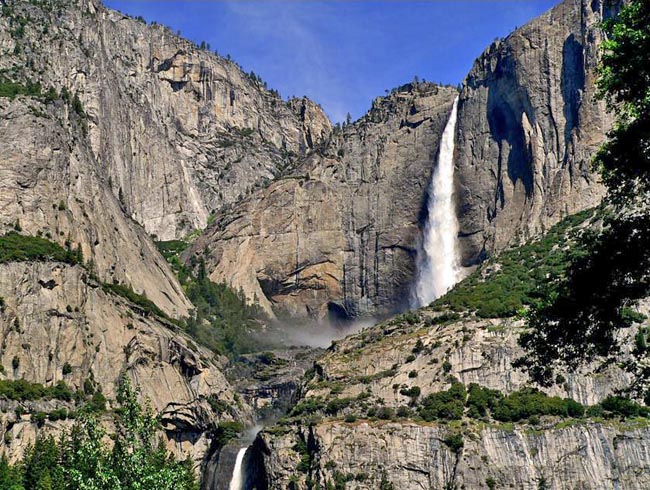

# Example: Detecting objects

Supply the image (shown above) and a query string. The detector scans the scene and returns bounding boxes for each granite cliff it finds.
[0,0,643,487]
[192,0,616,321]
[191,84,459,320]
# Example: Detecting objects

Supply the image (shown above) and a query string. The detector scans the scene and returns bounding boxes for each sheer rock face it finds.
[0,0,331,242]
[0,97,191,318]
[253,311,644,490]
[193,0,619,320]
[455,0,619,264]
[0,261,252,464]
[257,422,650,490]
[191,86,459,320]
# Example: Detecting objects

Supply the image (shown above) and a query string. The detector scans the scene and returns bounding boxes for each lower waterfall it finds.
[413,96,461,307]
[228,447,248,490]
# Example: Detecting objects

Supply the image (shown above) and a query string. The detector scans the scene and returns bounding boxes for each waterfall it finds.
[413,96,461,308]
[228,448,247,490]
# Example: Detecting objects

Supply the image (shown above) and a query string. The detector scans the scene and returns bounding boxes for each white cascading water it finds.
[413,96,461,308]
[228,448,247,490]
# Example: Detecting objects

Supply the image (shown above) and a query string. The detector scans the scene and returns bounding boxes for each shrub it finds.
[412,339,425,354]
[0,79,42,100]
[490,388,585,422]
[325,398,353,416]
[419,383,466,421]
[0,233,81,265]
[101,282,169,321]
[376,407,394,420]
[214,421,244,448]
[466,383,503,419]
[0,379,74,402]
[443,433,464,453]
[31,411,47,426]
[62,362,72,375]
[86,391,107,413]
[400,386,421,400]
[600,396,650,418]
[396,406,411,418]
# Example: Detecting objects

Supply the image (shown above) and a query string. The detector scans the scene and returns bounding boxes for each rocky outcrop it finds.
[455,0,619,263]
[0,260,252,464]
[0,0,330,241]
[0,96,191,318]
[227,348,322,420]
[252,308,646,489]
[192,84,458,319]
[306,311,631,408]
[256,420,650,490]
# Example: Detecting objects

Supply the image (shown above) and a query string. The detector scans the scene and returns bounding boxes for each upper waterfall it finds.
[413,96,461,308]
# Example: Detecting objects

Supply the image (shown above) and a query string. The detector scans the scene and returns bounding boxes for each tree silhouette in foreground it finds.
[517,0,650,398]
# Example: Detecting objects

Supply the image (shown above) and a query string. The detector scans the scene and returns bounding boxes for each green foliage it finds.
[418,383,466,422]
[518,213,650,385]
[213,421,244,448]
[84,391,107,414]
[325,397,353,416]
[442,360,452,373]
[376,406,394,420]
[206,395,232,416]
[183,259,265,356]
[290,398,326,417]
[519,1,650,391]
[399,386,421,400]
[442,433,464,453]
[0,376,198,489]
[409,383,637,424]
[0,233,82,265]
[0,379,73,402]
[0,78,42,99]
[154,243,266,357]
[600,395,650,418]
[100,282,170,322]
[595,0,650,203]
[434,209,596,318]
[466,383,503,419]
[490,388,584,423]
[485,477,497,490]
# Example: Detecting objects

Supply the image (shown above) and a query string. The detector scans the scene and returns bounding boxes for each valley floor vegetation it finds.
[0,376,198,490]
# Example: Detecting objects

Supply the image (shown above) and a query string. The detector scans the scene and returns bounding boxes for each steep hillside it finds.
[0,255,252,466]
[251,211,650,490]
[0,0,331,242]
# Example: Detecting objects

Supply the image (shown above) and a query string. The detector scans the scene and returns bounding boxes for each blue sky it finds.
[105,0,558,122]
